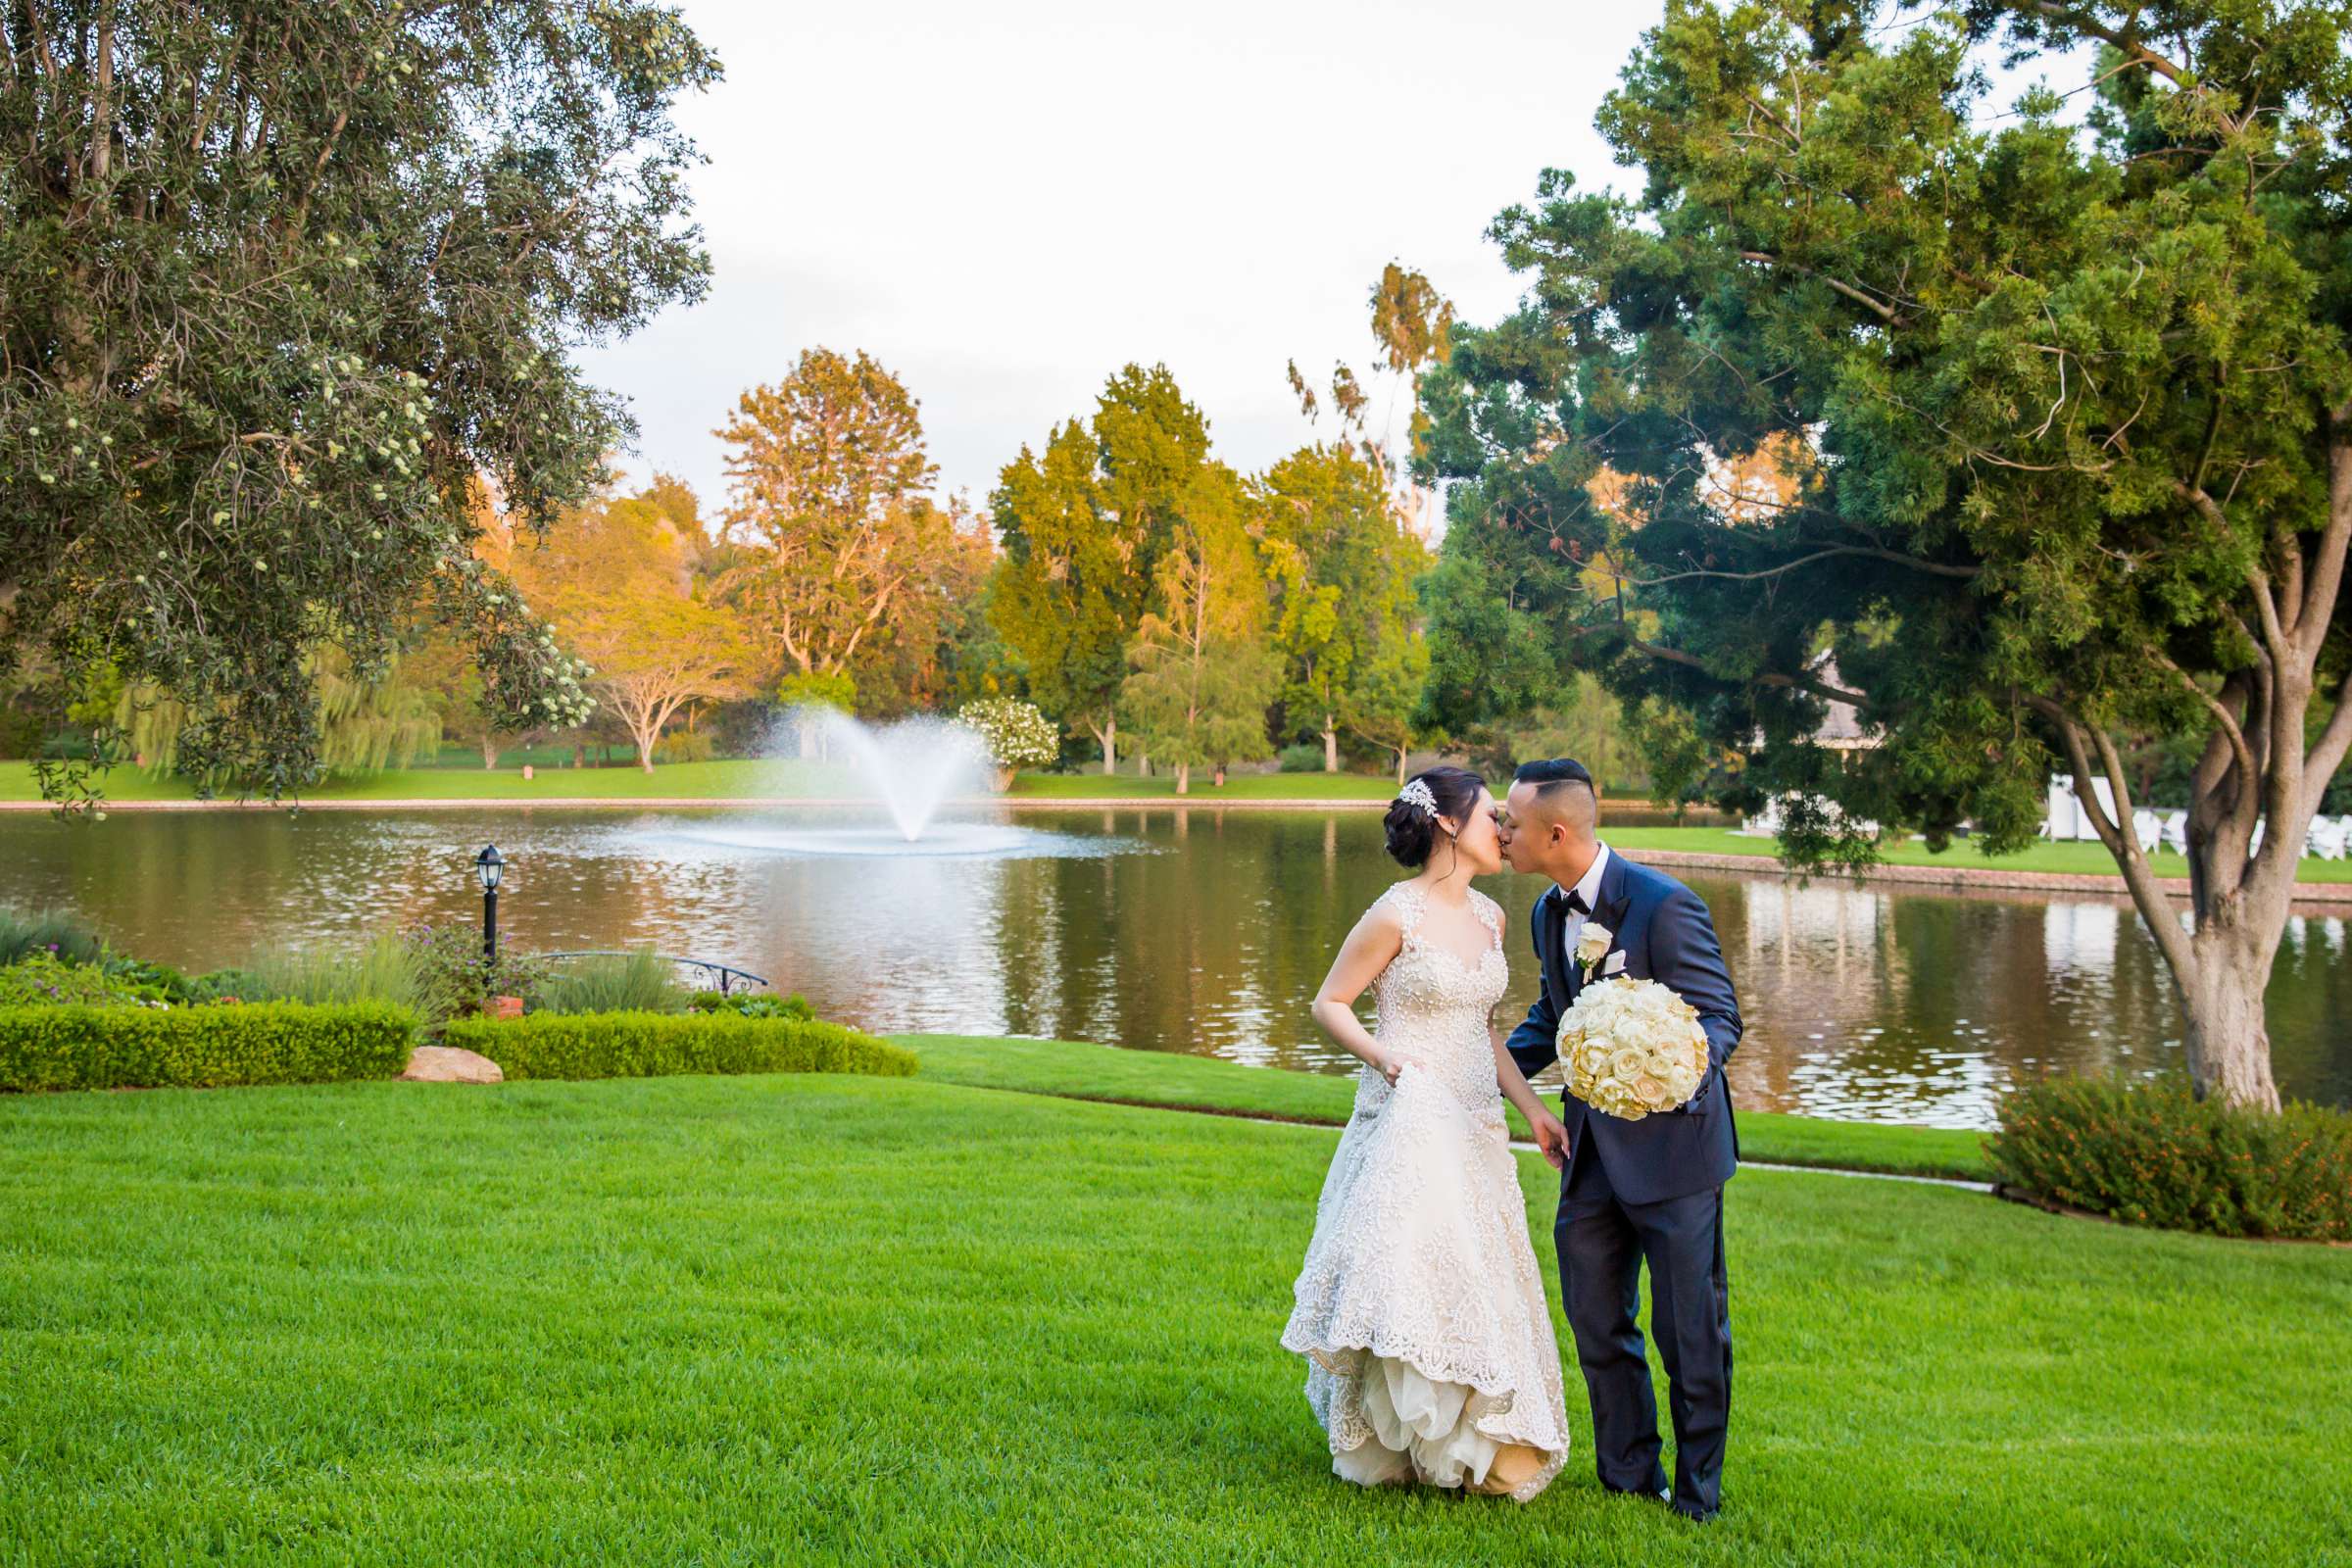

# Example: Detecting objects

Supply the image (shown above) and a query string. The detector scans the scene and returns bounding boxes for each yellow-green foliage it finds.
[443,1010,914,1081]
[0,1003,417,1092]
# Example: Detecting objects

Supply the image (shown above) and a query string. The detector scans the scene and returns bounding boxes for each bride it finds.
[1281,765,1574,1501]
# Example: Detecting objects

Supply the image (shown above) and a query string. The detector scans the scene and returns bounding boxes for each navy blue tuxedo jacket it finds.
[1505,853,1741,1205]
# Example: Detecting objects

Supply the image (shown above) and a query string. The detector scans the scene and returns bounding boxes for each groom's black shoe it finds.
[1604,1483,1672,1506]
[1671,1502,1718,1525]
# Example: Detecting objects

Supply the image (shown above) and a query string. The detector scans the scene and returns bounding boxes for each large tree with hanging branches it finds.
[0,0,718,799]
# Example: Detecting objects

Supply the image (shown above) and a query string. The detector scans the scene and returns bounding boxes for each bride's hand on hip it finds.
[1376,1051,1421,1087]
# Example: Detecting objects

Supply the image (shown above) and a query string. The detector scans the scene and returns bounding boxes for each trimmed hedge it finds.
[1987,1076,2352,1242]
[0,1002,419,1093]
[442,1010,917,1082]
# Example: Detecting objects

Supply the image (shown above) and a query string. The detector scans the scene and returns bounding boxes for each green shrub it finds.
[0,950,168,1010]
[539,952,688,1015]
[1987,1076,2352,1242]
[653,728,716,764]
[0,906,107,967]
[443,1010,915,1082]
[239,934,425,1014]
[393,924,556,1023]
[0,1002,418,1093]
[0,952,167,1007]
[1276,742,1327,773]
[687,989,814,1021]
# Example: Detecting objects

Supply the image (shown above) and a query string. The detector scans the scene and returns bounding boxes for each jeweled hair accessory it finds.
[1396,778,1439,819]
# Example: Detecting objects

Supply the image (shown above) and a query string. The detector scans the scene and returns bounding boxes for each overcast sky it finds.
[575,4,2087,520]
[574,0,1664,517]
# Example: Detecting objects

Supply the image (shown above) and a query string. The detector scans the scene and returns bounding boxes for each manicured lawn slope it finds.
[901,1035,1995,1181]
[4,1075,2346,1565]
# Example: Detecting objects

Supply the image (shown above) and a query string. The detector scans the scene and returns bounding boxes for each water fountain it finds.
[650,707,1092,860]
[798,707,986,843]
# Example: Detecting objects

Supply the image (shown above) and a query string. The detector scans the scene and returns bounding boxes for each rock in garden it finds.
[400,1046,504,1085]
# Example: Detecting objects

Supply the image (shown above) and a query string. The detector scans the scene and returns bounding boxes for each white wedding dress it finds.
[1281,881,1570,1501]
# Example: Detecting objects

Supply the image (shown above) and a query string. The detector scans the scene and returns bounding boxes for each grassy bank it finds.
[0,760,1396,805]
[2,1072,2345,1565]
[901,1034,1994,1181]
[10,757,2351,887]
[1005,770,1399,800]
[1598,824,2352,883]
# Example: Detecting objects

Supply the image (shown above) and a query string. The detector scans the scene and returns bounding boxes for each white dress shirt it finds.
[1558,841,1611,975]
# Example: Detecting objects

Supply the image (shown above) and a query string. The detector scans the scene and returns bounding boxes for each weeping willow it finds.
[116,648,443,780]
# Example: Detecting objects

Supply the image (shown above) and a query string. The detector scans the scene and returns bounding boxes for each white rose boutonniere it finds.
[1574,923,1613,980]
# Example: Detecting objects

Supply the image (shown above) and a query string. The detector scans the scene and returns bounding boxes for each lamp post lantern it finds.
[475,845,504,965]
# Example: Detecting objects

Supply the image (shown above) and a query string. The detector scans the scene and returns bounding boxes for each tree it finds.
[1262,443,1432,774]
[518,487,750,771]
[1368,263,1457,536]
[0,0,717,802]
[714,350,960,688]
[396,627,513,768]
[1120,467,1281,794]
[113,648,443,780]
[990,366,1214,770]
[844,498,1000,716]
[1418,0,2352,1109]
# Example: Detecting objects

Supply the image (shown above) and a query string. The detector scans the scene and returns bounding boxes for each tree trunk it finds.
[1140,750,1151,778]
[2047,713,2299,1113]
[1101,717,1117,775]
[1323,719,1338,773]
[573,741,586,769]
[637,736,657,772]
[480,735,500,769]
[2177,938,2283,1110]
[1174,763,1190,795]
[1213,763,1226,787]
[1395,747,1408,787]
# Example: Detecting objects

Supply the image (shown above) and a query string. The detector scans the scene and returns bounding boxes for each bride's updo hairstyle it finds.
[1384,765,1487,868]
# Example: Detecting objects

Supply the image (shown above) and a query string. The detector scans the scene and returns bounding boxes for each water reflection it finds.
[0,806,2343,1128]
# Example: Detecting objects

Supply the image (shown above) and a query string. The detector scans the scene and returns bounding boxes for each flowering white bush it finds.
[956,698,1058,770]
[1556,977,1709,1121]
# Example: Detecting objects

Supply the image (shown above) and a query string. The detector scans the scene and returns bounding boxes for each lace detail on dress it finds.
[1280,881,1569,1501]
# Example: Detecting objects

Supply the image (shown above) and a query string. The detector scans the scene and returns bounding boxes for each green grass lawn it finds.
[2,1072,2346,1566]
[1601,824,2352,883]
[0,757,830,803]
[1004,769,1400,800]
[903,1034,1995,1182]
[0,760,1396,805]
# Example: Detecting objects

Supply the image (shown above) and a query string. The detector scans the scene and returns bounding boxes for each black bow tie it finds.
[1562,888,1591,916]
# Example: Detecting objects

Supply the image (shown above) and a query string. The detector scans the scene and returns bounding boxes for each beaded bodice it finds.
[1361,880,1509,1114]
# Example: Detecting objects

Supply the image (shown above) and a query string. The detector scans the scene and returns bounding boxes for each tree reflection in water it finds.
[0,806,2343,1127]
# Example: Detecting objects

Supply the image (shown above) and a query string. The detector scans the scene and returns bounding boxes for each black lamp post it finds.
[475,845,504,965]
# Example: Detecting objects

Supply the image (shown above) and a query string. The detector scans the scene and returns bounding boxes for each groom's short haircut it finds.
[1514,758,1597,834]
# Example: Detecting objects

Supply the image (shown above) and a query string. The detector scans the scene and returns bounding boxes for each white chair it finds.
[2308,816,2349,860]
[2133,809,2163,850]
[2163,810,2188,856]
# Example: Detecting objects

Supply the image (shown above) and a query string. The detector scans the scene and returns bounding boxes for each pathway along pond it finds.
[2,805,2344,1129]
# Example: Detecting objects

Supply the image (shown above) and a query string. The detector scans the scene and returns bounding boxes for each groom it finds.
[1496,758,1740,1524]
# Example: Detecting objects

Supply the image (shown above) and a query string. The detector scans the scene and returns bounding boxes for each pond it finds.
[1,805,2345,1129]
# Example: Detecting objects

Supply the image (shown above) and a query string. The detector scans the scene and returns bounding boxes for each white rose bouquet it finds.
[1556,976,1710,1121]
